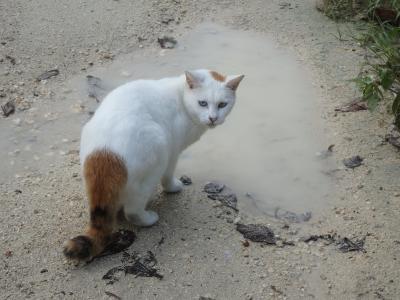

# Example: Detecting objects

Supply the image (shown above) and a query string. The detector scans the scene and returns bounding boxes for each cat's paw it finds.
[126,210,159,227]
[163,177,183,193]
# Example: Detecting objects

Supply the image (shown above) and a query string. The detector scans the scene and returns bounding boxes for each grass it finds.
[322,0,400,127]
[354,1,400,126]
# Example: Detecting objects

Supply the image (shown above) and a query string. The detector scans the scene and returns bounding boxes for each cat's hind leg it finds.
[161,155,183,193]
[122,176,160,227]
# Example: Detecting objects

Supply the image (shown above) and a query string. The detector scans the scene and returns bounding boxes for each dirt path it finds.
[1,0,400,299]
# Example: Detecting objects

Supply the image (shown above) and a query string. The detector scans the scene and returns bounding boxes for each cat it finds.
[63,69,244,260]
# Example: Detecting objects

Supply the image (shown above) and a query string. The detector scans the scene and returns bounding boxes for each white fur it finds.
[80,69,243,226]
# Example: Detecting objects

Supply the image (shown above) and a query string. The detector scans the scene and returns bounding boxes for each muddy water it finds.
[178,24,333,215]
[1,23,334,217]
[83,24,334,216]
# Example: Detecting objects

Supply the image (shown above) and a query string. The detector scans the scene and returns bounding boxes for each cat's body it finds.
[64,69,244,260]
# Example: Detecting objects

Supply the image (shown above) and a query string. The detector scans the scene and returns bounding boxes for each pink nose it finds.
[209,116,217,123]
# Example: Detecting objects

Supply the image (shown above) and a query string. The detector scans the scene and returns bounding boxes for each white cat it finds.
[64,69,244,260]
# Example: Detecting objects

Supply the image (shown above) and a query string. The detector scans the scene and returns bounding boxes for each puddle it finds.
[175,25,334,216]
[0,23,334,217]
[177,24,334,216]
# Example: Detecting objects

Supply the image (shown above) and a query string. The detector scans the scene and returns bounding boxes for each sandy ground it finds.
[1,0,400,299]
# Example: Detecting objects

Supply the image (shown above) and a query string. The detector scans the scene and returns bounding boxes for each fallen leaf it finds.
[179,175,192,185]
[87,75,107,102]
[335,99,367,112]
[1,100,15,117]
[36,69,59,81]
[207,193,238,211]
[386,124,400,149]
[103,251,163,284]
[105,291,122,300]
[274,208,312,223]
[203,182,225,194]
[236,224,276,245]
[95,230,136,259]
[343,155,363,168]
[157,36,177,49]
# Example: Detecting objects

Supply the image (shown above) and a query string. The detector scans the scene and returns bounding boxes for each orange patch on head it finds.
[210,71,226,82]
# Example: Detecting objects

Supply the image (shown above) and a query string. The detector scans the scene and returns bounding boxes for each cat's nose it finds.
[209,116,217,123]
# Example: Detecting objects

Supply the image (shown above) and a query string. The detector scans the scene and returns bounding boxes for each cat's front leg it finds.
[161,155,183,193]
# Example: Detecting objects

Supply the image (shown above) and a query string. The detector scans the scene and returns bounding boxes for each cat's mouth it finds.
[208,123,217,129]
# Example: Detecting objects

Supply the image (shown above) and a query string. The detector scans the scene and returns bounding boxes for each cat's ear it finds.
[185,71,203,89]
[226,75,245,91]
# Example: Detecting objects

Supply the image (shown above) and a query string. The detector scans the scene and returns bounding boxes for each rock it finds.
[5,55,16,65]
[161,16,175,24]
[14,96,31,111]
[100,52,113,59]
[12,118,21,126]
[233,216,241,224]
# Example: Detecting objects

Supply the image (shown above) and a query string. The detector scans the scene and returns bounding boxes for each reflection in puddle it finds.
[69,23,334,216]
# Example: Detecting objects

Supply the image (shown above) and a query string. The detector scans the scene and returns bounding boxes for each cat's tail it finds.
[63,149,127,261]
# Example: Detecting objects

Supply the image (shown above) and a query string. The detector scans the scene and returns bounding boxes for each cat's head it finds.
[183,69,244,129]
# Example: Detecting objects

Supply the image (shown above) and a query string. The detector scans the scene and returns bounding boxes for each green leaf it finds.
[392,94,400,115]
[366,92,380,111]
[395,114,400,129]
[379,69,395,90]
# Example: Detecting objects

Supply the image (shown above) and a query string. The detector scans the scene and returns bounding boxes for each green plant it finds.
[355,22,400,126]
[324,0,356,20]
[367,0,400,14]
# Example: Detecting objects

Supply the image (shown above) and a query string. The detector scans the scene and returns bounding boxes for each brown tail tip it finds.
[63,235,93,260]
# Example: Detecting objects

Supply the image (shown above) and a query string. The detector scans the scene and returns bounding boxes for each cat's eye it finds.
[218,102,228,109]
[198,100,208,107]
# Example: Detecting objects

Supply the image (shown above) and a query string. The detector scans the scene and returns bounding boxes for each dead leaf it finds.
[236,224,276,244]
[36,69,59,81]
[386,124,400,149]
[343,155,363,168]
[157,36,177,49]
[1,100,15,117]
[335,99,367,112]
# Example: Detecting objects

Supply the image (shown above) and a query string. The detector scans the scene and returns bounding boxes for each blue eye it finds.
[198,100,208,107]
[218,102,227,109]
